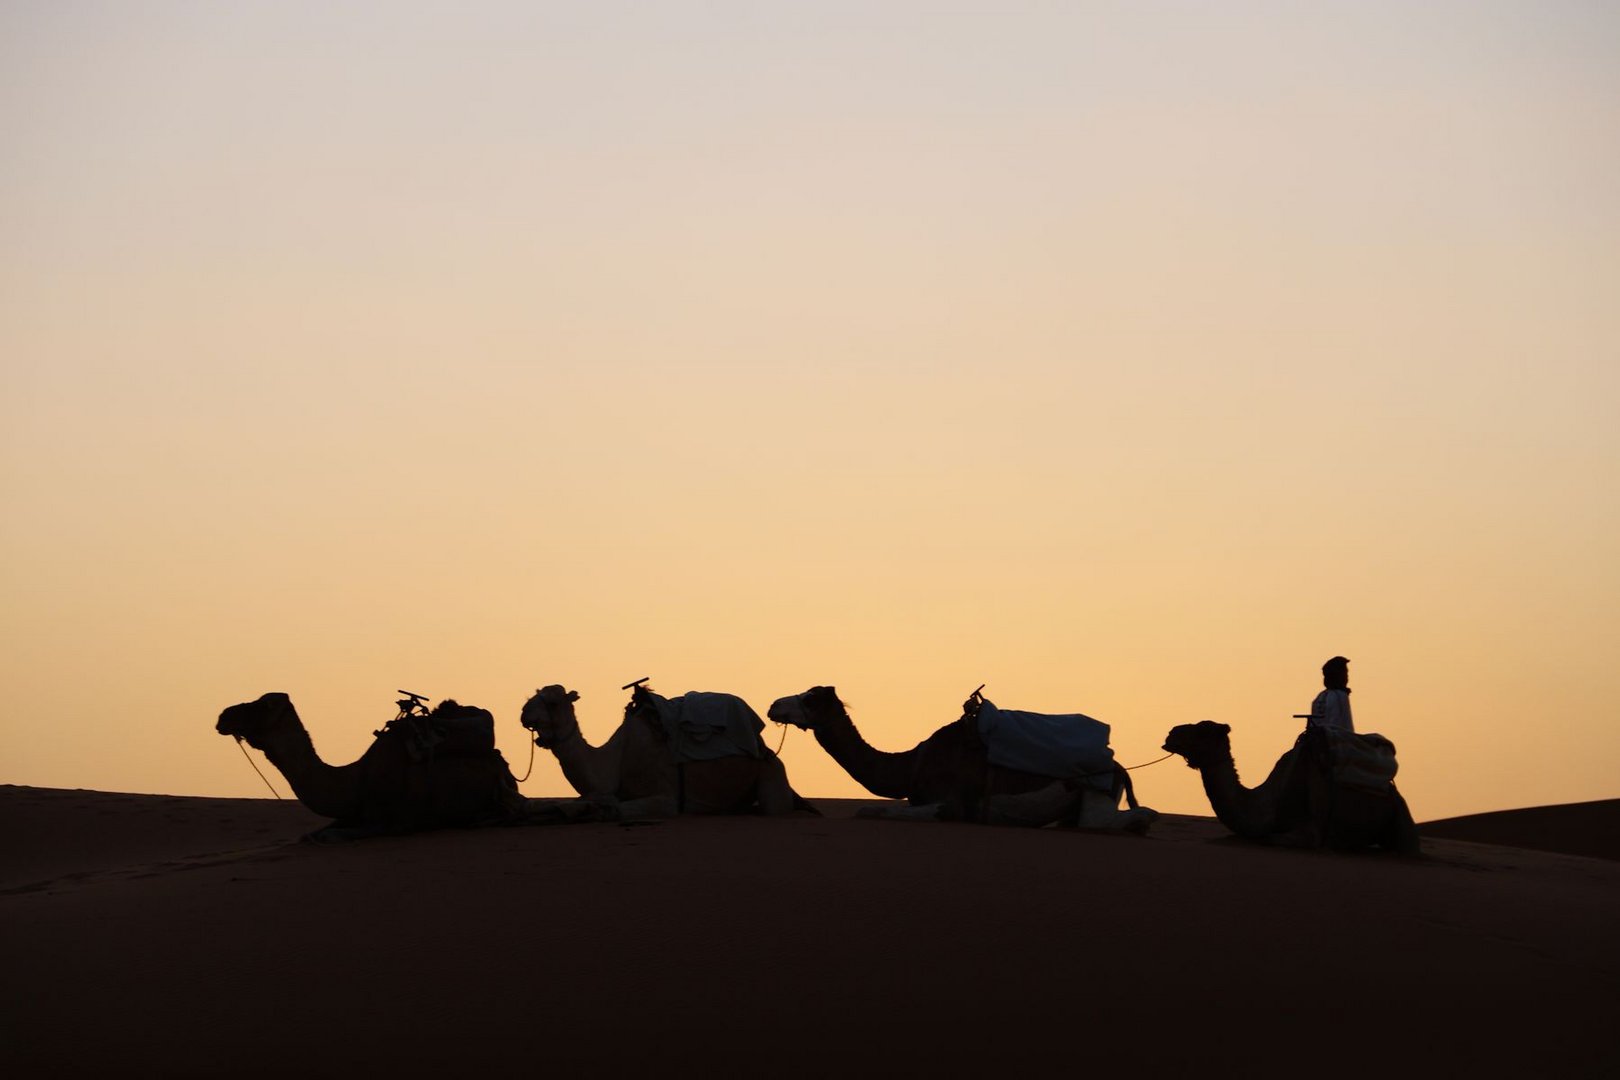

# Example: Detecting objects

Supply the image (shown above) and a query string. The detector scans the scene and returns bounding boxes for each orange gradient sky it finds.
[3,2,1617,821]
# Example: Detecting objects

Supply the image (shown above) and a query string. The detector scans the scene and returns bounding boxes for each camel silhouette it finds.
[1162,721,1418,853]
[769,686,1155,830]
[521,682,816,816]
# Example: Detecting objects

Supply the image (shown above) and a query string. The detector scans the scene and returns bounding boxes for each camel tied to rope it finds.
[768,686,1157,831]
[1161,720,1419,853]
[520,682,817,817]
[217,692,615,840]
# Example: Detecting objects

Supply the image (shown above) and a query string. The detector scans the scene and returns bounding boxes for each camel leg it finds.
[1073,787,1159,833]
[753,755,797,816]
[1386,815,1421,855]
[1296,766,1336,848]
[1268,825,1322,847]
[606,795,678,821]
[520,797,612,824]
[518,795,675,824]
[1385,786,1422,855]
[983,780,1081,827]
[303,822,395,843]
[856,801,945,821]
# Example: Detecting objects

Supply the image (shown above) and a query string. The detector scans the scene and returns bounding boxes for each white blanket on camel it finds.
[976,698,1117,791]
[647,691,766,763]
[1320,727,1399,791]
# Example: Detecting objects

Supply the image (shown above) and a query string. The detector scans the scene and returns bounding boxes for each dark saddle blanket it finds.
[975,698,1117,791]
[380,705,497,761]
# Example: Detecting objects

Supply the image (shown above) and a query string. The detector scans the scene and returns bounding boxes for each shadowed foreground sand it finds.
[2,785,1616,1078]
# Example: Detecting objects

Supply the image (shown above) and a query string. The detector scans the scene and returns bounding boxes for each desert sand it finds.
[2,784,1616,1078]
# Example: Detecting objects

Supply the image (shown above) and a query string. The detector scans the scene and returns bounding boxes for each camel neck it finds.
[1196,748,1241,796]
[258,717,362,821]
[813,707,917,801]
[1196,745,1280,839]
[536,719,583,751]
[544,720,623,799]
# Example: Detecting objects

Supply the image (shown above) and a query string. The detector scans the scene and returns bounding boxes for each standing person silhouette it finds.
[1309,655,1354,733]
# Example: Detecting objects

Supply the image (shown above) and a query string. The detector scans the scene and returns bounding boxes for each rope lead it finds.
[511,735,537,783]
[235,736,283,800]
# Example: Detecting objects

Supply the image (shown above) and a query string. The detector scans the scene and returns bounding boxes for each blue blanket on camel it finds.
[976,697,1117,792]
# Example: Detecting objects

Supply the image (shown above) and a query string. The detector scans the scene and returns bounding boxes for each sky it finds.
[2,1,1617,821]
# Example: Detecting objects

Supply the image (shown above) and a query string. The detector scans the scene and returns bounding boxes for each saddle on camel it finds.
[768,683,1158,830]
[216,688,541,840]
[520,678,815,817]
[375,689,500,762]
[1161,715,1418,853]
[964,687,1153,821]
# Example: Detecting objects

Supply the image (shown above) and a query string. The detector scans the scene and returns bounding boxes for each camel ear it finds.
[1217,723,1231,735]
[566,690,579,702]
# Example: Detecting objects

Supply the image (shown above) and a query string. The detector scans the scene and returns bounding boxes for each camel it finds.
[1161,721,1419,853]
[766,686,1157,831]
[520,683,817,817]
[217,692,612,840]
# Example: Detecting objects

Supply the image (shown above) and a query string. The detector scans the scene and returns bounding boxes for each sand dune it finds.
[2,785,1616,1077]
[1420,798,1620,862]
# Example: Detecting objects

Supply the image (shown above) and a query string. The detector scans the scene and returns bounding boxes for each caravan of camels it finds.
[218,659,1417,853]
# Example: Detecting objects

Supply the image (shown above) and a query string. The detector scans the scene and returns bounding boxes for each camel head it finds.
[1162,721,1233,769]
[520,685,581,748]
[767,686,845,731]
[216,692,299,751]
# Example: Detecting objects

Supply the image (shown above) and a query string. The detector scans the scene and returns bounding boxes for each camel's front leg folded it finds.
[519,794,674,825]
[752,754,799,816]
[983,780,1084,827]
[982,782,1160,832]
[1075,786,1160,834]
[855,801,946,822]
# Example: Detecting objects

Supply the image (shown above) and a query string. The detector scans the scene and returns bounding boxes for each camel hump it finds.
[431,705,498,757]
[976,698,1116,786]
[379,701,498,760]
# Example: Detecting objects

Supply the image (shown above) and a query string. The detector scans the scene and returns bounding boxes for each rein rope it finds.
[1069,751,1176,780]
[511,733,537,783]
[772,722,788,756]
[234,737,283,800]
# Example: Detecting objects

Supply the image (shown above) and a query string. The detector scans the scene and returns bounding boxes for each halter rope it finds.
[234,736,283,800]
[511,734,537,783]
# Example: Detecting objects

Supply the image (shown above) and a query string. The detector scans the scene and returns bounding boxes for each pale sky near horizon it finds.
[3,1,1617,821]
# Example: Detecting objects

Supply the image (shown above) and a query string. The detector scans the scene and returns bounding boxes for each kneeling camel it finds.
[1162,721,1419,853]
[521,682,815,817]
[217,692,610,840]
[768,686,1155,830]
